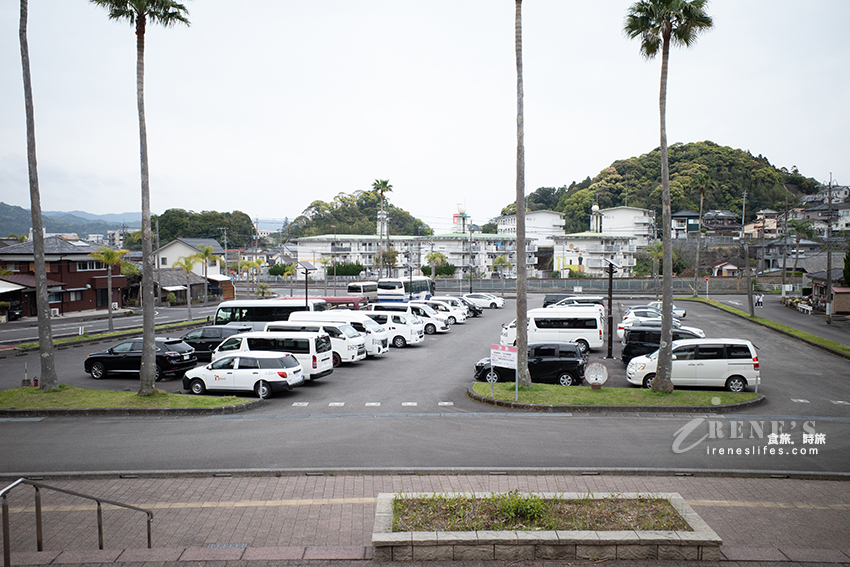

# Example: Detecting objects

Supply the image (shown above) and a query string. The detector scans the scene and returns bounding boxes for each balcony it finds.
[634,216,653,224]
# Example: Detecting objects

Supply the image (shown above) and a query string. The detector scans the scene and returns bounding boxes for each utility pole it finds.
[781,195,789,301]
[740,190,747,240]
[826,174,834,324]
[155,219,161,307]
[220,227,228,276]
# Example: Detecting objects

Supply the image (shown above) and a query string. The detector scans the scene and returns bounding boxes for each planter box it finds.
[372,492,721,562]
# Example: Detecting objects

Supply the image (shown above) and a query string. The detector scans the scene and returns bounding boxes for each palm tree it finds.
[689,172,716,295]
[625,0,713,393]
[425,251,447,281]
[89,246,130,332]
[255,282,271,297]
[171,256,196,320]
[492,255,512,297]
[19,0,59,390]
[90,0,190,397]
[195,245,217,303]
[372,179,393,277]
[318,256,333,295]
[787,219,814,278]
[514,0,531,388]
[645,241,664,294]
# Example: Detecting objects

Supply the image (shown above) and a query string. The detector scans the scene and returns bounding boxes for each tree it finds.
[689,172,716,295]
[318,256,333,294]
[480,222,498,234]
[514,0,531,388]
[372,180,393,277]
[787,219,814,277]
[843,248,850,287]
[625,0,713,393]
[19,0,59,390]
[91,0,190,397]
[645,241,664,294]
[492,255,512,296]
[374,248,398,275]
[195,245,217,303]
[255,282,271,297]
[171,256,196,320]
[89,246,130,332]
[425,251,447,282]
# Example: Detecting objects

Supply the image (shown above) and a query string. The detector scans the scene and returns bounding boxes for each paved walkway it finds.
[4,474,850,565]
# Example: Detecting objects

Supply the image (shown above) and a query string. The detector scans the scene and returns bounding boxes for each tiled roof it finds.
[0,274,66,288]
[0,236,100,256]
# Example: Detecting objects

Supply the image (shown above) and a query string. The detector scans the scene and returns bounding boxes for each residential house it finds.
[155,238,224,278]
[702,210,741,236]
[551,232,636,278]
[157,268,209,305]
[743,209,780,239]
[0,236,126,317]
[671,210,700,240]
[593,206,655,248]
[805,268,849,314]
[711,261,739,277]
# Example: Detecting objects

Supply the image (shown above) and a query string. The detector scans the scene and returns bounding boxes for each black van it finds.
[621,325,703,364]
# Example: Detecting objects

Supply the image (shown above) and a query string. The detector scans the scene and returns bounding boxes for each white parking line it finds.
[831,400,849,405]
[401,402,417,406]
[365,402,381,406]
[292,402,309,407]
[438,402,454,406]
[791,399,811,403]
[328,402,345,407]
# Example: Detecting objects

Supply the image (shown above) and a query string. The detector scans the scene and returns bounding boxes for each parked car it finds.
[647,301,687,318]
[617,316,702,340]
[626,338,760,392]
[621,325,704,364]
[542,294,575,308]
[463,293,505,309]
[474,342,586,386]
[455,296,483,317]
[183,352,304,398]
[6,300,23,321]
[180,325,251,361]
[84,337,197,380]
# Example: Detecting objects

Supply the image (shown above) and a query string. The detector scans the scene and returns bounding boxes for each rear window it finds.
[161,340,193,353]
[261,356,300,369]
[726,344,752,359]
[246,337,309,354]
[696,345,725,360]
[315,336,332,353]
[535,317,597,329]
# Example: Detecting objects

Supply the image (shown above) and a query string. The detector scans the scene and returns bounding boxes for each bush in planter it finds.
[166,292,177,306]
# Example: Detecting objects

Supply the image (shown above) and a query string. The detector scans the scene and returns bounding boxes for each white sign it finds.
[491,344,518,369]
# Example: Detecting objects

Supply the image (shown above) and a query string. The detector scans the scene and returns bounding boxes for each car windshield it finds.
[361,319,384,333]
[340,324,360,338]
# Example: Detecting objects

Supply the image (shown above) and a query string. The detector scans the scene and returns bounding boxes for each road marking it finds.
[791,399,811,404]
[292,402,309,407]
[831,400,849,405]
[438,402,454,406]
[365,402,381,406]
[726,300,741,305]
[401,402,417,406]
[328,402,345,407]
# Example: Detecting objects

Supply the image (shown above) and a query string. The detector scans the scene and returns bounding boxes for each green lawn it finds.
[15,319,208,350]
[0,384,250,410]
[472,381,758,406]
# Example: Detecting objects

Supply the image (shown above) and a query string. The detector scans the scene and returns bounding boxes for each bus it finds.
[347,281,378,302]
[213,298,328,330]
[309,296,369,310]
[377,276,435,303]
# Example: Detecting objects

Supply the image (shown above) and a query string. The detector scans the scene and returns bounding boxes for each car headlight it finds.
[348,344,357,351]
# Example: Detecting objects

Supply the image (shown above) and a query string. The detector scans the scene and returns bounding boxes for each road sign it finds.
[705,276,709,281]
[491,344,518,369]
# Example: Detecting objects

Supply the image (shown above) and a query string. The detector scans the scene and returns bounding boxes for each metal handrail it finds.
[2,478,153,567]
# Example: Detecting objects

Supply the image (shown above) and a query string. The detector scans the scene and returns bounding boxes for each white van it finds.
[411,299,467,324]
[212,331,334,380]
[368,302,450,335]
[213,298,328,331]
[431,296,473,317]
[263,320,367,366]
[288,311,389,357]
[499,307,603,354]
[364,311,425,348]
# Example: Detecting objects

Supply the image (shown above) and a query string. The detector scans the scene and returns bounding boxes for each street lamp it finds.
[299,261,316,308]
[604,258,621,359]
[330,225,337,297]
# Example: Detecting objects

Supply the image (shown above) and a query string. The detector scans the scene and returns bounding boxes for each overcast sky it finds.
[2,1,848,234]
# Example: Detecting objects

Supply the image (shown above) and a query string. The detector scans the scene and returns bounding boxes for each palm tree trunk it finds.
[653,28,674,394]
[693,189,703,297]
[136,14,156,396]
[20,0,58,390]
[186,273,192,320]
[106,265,114,332]
[514,0,531,388]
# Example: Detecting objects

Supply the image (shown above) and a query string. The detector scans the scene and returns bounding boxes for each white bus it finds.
[347,281,378,302]
[213,298,328,331]
[377,276,435,303]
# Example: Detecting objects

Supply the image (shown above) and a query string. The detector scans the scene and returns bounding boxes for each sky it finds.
[1,1,849,235]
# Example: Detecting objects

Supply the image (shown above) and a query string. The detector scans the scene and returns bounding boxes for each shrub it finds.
[166,292,177,305]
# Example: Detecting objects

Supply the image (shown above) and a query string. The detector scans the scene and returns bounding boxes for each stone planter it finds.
[372,492,721,562]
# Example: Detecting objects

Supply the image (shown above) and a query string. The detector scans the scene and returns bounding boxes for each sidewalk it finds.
[4,474,850,565]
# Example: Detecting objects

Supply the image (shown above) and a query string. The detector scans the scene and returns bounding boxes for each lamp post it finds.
[299,261,316,308]
[330,225,337,296]
[604,259,621,359]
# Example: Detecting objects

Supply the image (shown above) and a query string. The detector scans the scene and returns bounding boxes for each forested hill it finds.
[506,141,821,233]
[286,190,431,237]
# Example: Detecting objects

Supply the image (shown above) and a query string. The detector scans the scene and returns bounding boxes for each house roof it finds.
[672,210,700,218]
[598,206,654,214]
[159,238,225,255]
[0,274,66,289]
[156,268,208,288]
[555,232,634,241]
[0,236,101,256]
[805,268,846,285]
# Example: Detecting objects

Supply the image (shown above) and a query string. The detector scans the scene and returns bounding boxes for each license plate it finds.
[183,354,190,360]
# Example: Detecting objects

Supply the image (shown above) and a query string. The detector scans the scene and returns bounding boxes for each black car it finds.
[474,342,586,386]
[84,337,197,380]
[7,300,23,321]
[542,294,576,308]
[180,325,251,361]
[456,296,483,317]
[621,326,703,364]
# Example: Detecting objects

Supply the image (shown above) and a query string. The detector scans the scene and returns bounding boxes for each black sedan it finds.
[180,325,251,361]
[456,296,483,318]
[84,337,197,381]
[474,342,586,386]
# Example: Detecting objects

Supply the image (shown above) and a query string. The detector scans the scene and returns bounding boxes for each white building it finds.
[296,233,539,279]
[592,206,655,248]
[552,232,637,278]
[155,238,225,278]
[496,210,564,248]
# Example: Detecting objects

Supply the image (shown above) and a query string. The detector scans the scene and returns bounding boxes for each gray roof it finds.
[157,268,208,288]
[161,238,225,254]
[0,235,101,256]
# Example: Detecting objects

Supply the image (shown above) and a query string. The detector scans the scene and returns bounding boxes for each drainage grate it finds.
[208,543,247,548]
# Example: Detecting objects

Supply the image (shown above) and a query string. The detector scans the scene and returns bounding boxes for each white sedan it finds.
[463,293,505,309]
[183,351,304,398]
[647,301,686,318]
[617,317,704,340]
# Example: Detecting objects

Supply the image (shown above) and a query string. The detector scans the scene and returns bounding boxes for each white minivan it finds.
[364,311,425,348]
[288,311,389,357]
[499,307,603,354]
[368,302,450,335]
[263,321,367,366]
[212,331,334,380]
[411,299,467,324]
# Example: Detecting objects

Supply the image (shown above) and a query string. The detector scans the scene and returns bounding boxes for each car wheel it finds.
[332,352,342,367]
[255,380,271,399]
[190,379,206,395]
[154,365,163,382]
[89,362,106,380]
[726,376,747,392]
[642,374,655,389]
[425,323,436,335]
[392,335,407,348]
[485,369,501,382]
[447,316,456,325]
[575,340,590,355]
[490,302,497,309]
[558,372,577,386]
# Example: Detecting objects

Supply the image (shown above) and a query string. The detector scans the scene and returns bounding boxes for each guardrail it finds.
[1,478,153,567]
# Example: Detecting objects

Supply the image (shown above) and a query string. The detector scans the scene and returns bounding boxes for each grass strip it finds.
[679,297,850,357]
[0,384,248,409]
[472,381,757,406]
[16,319,207,350]
[393,491,691,532]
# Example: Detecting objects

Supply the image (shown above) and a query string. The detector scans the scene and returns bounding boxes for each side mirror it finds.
[108,348,114,354]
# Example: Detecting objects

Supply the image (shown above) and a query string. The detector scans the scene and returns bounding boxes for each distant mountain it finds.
[42,210,142,225]
[0,202,135,238]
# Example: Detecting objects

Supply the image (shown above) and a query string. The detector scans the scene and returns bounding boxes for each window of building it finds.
[77,260,105,271]
[69,291,83,302]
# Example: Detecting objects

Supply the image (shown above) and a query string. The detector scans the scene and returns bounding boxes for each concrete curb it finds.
[11,321,209,352]
[466,383,766,414]
[0,398,261,418]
